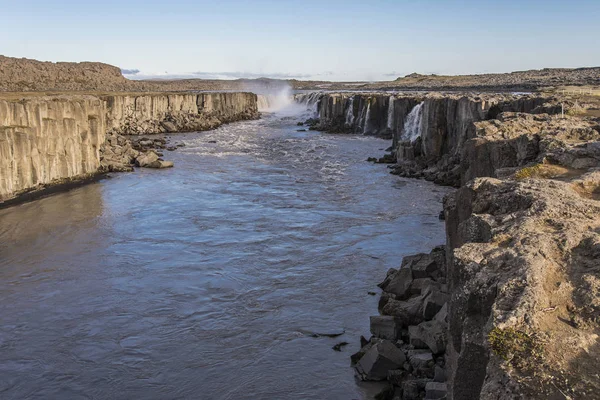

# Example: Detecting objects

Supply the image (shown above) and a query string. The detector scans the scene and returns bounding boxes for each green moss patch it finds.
[489,327,544,369]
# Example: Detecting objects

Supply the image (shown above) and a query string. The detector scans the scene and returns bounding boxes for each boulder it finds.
[350,338,378,366]
[135,151,174,168]
[408,350,435,378]
[370,315,402,340]
[161,121,178,132]
[381,295,426,326]
[434,365,446,383]
[425,382,447,399]
[355,340,407,381]
[401,378,430,400]
[409,278,440,296]
[422,289,448,321]
[382,267,413,299]
[402,253,440,279]
[408,320,447,355]
[433,303,448,324]
[378,268,398,289]
[387,369,408,386]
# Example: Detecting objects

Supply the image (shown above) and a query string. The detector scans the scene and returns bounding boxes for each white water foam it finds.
[402,102,424,142]
[345,96,355,127]
[362,101,371,134]
[387,96,395,130]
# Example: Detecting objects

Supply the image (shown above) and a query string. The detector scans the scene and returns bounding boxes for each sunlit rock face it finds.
[0,92,259,203]
[104,92,258,135]
[0,96,106,201]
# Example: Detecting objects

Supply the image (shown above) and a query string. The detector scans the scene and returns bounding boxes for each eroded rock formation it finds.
[347,98,600,399]
[104,92,258,135]
[0,95,106,202]
[0,92,259,204]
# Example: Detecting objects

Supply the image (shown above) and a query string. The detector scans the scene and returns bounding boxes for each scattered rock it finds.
[332,342,349,352]
[425,382,447,399]
[370,315,402,340]
[355,340,407,381]
[408,321,447,355]
[381,267,413,299]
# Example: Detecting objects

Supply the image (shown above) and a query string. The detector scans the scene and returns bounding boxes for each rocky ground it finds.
[351,111,600,399]
[1,55,598,93]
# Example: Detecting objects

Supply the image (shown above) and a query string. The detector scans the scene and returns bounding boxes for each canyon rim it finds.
[2,1,600,399]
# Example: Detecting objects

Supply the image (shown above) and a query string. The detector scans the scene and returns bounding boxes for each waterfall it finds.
[401,102,424,142]
[257,95,270,111]
[387,96,395,130]
[296,92,321,118]
[345,96,355,127]
[363,101,371,134]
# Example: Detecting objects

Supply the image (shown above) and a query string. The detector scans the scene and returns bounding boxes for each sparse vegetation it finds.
[514,163,572,180]
[515,164,544,180]
[488,327,544,369]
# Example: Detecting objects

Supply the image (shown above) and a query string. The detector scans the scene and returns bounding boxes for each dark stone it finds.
[355,340,407,381]
[332,342,349,351]
[425,382,447,399]
[370,315,402,340]
[408,320,447,355]
[383,267,413,299]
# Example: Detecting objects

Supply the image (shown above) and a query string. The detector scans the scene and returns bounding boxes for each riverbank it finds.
[0,114,447,400]
[0,92,259,205]
[302,92,600,398]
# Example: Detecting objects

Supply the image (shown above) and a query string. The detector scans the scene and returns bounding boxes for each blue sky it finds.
[1,0,599,81]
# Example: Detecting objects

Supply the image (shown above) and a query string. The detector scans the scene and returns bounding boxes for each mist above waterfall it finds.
[251,84,310,116]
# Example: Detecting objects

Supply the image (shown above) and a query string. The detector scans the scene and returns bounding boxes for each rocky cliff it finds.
[343,93,600,399]
[0,95,106,202]
[297,92,559,183]
[104,92,258,135]
[0,92,258,204]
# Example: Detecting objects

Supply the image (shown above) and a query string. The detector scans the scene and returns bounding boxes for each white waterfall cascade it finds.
[402,102,424,142]
[363,101,372,134]
[345,96,355,127]
[387,96,395,130]
[295,92,321,118]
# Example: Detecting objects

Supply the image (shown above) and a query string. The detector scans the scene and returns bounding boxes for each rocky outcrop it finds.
[461,113,600,184]
[104,92,258,135]
[357,111,600,400]
[0,95,106,202]
[0,92,258,204]
[445,176,600,400]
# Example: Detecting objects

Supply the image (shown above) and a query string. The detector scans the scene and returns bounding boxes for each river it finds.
[0,109,448,399]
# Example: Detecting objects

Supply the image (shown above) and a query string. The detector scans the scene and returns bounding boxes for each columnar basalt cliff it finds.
[104,92,258,135]
[0,96,106,202]
[329,89,600,399]
[297,92,566,185]
[0,92,259,204]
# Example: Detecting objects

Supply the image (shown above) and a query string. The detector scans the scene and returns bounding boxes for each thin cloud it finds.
[191,71,313,80]
[121,68,140,75]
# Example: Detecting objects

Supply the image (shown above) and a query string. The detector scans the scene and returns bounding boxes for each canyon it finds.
[1,56,599,399]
